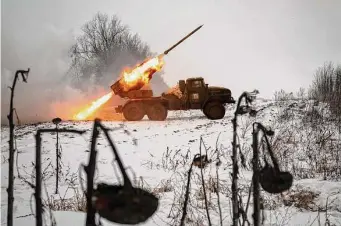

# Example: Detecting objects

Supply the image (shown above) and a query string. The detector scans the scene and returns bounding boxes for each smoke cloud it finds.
[1,25,115,125]
[1,22,169,125]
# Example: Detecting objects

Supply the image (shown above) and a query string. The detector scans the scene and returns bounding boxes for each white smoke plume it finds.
[1,25,115,125]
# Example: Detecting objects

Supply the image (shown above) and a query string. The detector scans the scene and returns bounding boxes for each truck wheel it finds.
[202,109,209,118]
[203,102,225,120]
[123,102,145,121]
[147,103,168,121]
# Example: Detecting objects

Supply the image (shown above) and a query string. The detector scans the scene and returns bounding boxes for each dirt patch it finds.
[283,189,319,211]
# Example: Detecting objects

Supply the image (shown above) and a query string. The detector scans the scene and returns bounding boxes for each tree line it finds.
[309,61,341,121]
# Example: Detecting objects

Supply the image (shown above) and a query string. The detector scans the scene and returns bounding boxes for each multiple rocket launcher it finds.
[110,25,204,98]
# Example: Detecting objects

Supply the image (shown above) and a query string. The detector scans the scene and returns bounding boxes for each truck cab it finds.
[178,77,235,110]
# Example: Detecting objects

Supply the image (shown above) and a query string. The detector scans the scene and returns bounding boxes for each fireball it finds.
[119,55,164,92]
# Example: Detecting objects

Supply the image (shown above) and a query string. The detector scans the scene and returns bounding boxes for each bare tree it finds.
[310,62,335,101]
[69,12,168,94]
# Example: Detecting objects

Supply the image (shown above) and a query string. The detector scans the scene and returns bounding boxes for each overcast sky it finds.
[2,0,341,99]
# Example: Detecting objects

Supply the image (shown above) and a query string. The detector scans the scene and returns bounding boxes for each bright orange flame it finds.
[73,92,113,120]
[119,55,165,91]
[73,55,164,120]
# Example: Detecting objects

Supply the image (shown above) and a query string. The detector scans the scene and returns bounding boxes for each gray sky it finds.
[2,0,341,114]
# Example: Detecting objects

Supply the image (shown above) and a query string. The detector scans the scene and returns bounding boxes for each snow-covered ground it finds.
[1,99,341,226]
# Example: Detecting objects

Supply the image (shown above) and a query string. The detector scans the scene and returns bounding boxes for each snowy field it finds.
[1,99,341,226]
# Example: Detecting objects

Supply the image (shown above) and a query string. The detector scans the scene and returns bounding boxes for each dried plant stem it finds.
[35,133,43,226]
[231,95,242,226]
[84,119,133,226]
[35,128,85,226]
[216,165,223,226]
[242,182,252,226]
[7,69,29,226]
[180,161,194,226]
[85,121,99,226]
[231,90,259,226]
[98,122,132,187]
[55,125,60,194]
[215,134,223,226]
[252,124,260,226]
[200,139,212,226]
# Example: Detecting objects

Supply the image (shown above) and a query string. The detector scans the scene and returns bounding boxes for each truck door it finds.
[188,80,206,109]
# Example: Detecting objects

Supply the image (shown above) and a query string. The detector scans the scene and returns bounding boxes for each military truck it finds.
[111,77,235,121]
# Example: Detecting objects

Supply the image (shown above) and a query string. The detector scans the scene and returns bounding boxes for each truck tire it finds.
[147,103,168,121]
[203,102,225,120]
[122,102,145,121]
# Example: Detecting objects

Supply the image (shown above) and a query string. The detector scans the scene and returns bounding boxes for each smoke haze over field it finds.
[1,4,167,125]
[2,0,341,124]
[1,26,115,124]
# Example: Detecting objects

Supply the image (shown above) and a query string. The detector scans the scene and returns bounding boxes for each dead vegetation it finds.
[6,92,340,226]
[270,96,341,180]
[283,190,319,211]
[309,62,341,123]
[44,170,87,212]
[5,98,340,226]
[139,88,341,225]
[45,186,87,212]
[4,64,341,226]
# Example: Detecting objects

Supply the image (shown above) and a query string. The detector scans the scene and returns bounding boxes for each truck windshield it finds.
[192,80,202,88]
